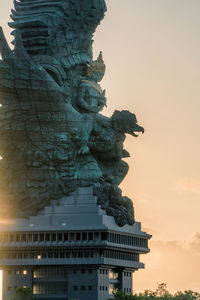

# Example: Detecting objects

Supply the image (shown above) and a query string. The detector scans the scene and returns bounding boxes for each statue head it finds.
[86,52,106,82]
[111,110,145,136]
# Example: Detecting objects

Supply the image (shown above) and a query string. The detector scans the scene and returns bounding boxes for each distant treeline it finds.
[108,283,200,300]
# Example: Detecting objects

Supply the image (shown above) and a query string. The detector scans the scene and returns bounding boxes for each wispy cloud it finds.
[190,232,200,254]
[175,177,200,195]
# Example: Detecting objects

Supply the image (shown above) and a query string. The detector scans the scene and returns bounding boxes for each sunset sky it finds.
[1,0,200,295]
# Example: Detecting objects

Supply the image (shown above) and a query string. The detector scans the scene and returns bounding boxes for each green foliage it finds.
[174,290,200,300]
[108,290,137,300]
[108,283,200,300]
[12,287,35,300]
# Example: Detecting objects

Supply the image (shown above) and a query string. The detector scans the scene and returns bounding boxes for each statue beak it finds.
[130,125,144,137]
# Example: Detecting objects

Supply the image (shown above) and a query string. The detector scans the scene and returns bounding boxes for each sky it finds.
[0,0,200,295]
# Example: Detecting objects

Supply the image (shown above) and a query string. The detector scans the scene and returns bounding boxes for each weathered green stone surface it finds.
[0,0,144,227]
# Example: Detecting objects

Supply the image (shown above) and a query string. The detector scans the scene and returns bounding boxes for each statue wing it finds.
[9,0,107,69]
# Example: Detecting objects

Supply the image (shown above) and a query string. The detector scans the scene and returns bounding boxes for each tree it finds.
[174,290,200,300]
[108,290,137,300]
[107,283,200,300]
[155,283,171,298]
[12,287,35,300]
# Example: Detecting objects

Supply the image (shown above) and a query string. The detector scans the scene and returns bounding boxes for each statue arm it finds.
[77,84,98,113]
[96,89,106,112]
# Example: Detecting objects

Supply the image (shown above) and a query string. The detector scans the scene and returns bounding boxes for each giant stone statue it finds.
[0,0,144,227]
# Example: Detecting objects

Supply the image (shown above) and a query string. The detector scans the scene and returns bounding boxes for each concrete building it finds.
[0,187,151,300]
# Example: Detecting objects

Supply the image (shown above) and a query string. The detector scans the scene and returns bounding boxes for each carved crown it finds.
[86,52,106,76]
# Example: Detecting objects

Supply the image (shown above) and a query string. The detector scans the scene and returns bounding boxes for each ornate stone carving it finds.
[0,0,144,227]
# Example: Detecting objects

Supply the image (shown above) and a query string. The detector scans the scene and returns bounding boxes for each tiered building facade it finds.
[0,187,151,300]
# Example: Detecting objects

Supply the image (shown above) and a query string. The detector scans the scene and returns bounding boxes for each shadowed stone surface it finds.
[0,0,144,227]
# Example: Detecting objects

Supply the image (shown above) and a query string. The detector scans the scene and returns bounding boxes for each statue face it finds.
[91,71,104,82]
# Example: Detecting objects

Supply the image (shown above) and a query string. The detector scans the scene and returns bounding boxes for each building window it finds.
[58,233,62,242]
[101,232,107,240]
[88,232,93,240]
[27,234,32,243]
[82,232,87,240]
[89,285,93,290]
[23,270,27,275]
[70,233,74,241]
[94,232,99,241]
[33,234,38,242]
[73,286,78,291]
[33,266,68,280]
[7,286,12,292]
[64,233,68,241]
[78,251,83,258]
[15,270,20,275]
[109,270,118,280]
[10,234,14,242]
[40,234,44,242]
[8,270,12,275]
[84,251,89,258]
[89,269,93,274]
[109,284,118,295]
[52,233,56,242]
[72,251,77,258]
[22,234,26,242]
[33,284,40,295]
[46,233,50,242]
[81,286,85,290]
[16,235,20,242]
[99,250,104,258]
